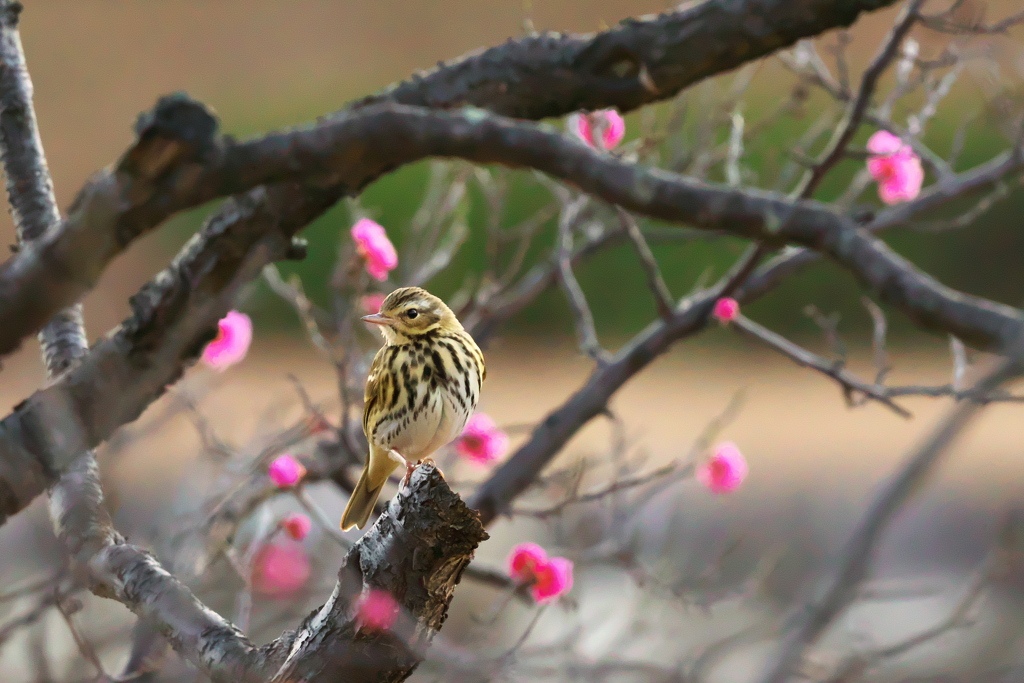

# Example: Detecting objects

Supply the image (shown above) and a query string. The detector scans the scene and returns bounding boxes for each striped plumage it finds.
[340,287,485,531]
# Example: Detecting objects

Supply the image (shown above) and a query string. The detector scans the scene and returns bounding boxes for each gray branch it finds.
[755,354,1024,683]
[0,100,1020,364]
[0,0,904,360]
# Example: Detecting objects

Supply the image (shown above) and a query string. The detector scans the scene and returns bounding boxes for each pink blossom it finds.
[350,218,398,281]
[507,543,574,604]
[456,413,509,465]
[712,297,740,324]
[268,454,306,488]
[531,556,574,603]
[866,131,923,205]
[568,109,626,150]
[507,542,548,581]
[281,513,312,540]
[696,442,748,494]
[356,589,399,632]
[360,293,386,315]
[201,311,252,371]
[251,541,310,597]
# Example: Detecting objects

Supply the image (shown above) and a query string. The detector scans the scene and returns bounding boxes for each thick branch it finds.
[0,101,1020,364]
[0,0,902,359]
[272,464,488,683]
[358,0,900,118]
[0,183,323,524]
[0,103,1021,524]
[468,149,1024,525]
[55,461,483,682]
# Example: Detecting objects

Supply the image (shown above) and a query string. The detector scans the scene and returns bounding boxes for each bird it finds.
[340,286,486,531]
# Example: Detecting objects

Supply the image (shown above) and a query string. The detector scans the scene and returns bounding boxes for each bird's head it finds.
[361,287,462,344]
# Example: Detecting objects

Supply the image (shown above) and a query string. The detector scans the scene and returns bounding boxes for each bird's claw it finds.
[400,458,445,487]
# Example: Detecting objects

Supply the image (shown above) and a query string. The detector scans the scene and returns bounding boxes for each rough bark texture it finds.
[358,0,900,118]
[272,464,489,682]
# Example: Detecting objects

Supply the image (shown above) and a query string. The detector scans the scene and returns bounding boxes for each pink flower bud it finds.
[268,454,306,488]
[201,311,253,371]
[281,513,312,540]
[456,413,509,465]
[355,589,399,632]
[866,131,923,205]
[252,541,310,597]
[712,297,739,323]
[531,556,574,604]
[350,218,398,281]
[507,543,574,603]
[568,109,626,150]
[696,442,748,494]
[507,542,548,582]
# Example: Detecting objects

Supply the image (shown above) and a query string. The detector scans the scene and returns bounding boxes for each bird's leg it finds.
[388,450,416,488]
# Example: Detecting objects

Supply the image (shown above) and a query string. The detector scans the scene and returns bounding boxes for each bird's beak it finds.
[361,313,394,327]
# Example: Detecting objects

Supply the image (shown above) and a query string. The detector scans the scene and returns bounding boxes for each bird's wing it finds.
[362,345,393,440]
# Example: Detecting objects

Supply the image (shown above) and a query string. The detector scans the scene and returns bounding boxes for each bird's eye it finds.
[406,308,419,319]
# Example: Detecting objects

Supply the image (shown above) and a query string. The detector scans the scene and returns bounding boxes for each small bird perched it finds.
[340,287,486,531]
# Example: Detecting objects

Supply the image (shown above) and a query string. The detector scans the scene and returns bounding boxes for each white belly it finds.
[375,385,471,460]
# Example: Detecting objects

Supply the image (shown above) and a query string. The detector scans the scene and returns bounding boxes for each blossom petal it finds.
[202,310,252,371]
[867,130,904,155]
[696,442,748,494]
[268,454,306,488]
[252,542,310,597]
[350,218,398,281]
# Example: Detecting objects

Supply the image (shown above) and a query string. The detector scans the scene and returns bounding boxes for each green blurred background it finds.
[6,0,1023,347]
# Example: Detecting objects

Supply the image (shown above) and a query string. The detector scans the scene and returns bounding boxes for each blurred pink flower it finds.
[568,109,626,150]
[531,557,574,603]
[697,442,748,494]
[201,311,252,371]
[268,454,306,488]
[351,218,398,281]
[712,297,740,324]
[507,543,574,603]
[866,131,923,205]
[507,542,548,580]
[252,541,310,597]
[356,589,399,632]
[360,293,386,315]
[281,513,311,540]
[456,413,509,465]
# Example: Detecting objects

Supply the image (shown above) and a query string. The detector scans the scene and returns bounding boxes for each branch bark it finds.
[468,147,1024,525]
[0,0,902,360]
[0,100,1020,366]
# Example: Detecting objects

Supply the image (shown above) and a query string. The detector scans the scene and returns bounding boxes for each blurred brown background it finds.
[0,1,1023,679]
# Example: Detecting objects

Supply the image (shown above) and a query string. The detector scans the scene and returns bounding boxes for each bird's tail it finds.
[340,447,396,531]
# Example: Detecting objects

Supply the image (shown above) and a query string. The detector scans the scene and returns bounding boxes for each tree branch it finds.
[0,0,904,360]
[0,95,1018,528]
[0,100,1020,365]
[755,354,1024,683]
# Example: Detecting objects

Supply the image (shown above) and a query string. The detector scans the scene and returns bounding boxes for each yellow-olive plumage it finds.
[340,287,486,531]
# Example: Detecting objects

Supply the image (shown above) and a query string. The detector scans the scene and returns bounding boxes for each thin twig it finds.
[556,195,607,362]
[733,315,911,417]
[757,353,1024,683]
[617,207,674,320]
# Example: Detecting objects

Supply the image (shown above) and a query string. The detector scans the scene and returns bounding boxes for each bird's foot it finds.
[401,458,445,486]
[419,457,445,480]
